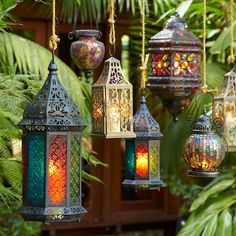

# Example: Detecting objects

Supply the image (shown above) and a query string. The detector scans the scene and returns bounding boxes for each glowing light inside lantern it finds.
[48,135,67,205]
[108,103,120,132]
[136,144,148,178]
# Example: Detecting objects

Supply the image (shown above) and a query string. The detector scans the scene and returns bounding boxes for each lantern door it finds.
[148,140,160,180]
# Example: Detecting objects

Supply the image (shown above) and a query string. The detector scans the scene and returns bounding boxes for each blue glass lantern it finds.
[19,60,87,222]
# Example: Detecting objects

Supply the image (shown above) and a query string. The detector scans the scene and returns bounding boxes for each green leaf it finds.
[232,212,236,236]
[81,170,103,184]
[190,179,235,212]
[215,209,232,236]
[201,214,218,236]
[176,0,193,18]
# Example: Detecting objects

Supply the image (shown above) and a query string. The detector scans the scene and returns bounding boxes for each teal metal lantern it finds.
[123,96,163,189]
[19,59,87,222]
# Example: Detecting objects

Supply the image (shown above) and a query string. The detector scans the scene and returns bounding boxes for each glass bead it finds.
[152,54,157,61]
[187,54,195,62]
[174,53,181,61]
[151,62,156,68]
[174,61,180,68]
[189,63,194,68]
[157,54,163,60]
[188,68,193,76]
[174,68,181,75]
[162,54,169,61]
[181,69,187,76]
[157,62,163,69]
[163,62,169,68]
[152,69,157,75]
[181,61,188,69]
[182,54,187,59]
[162,69,168,75]
[157,70,162,76]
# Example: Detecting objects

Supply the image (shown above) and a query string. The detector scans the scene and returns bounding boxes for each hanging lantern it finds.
[122,96,163,189]
[92,57,136,139]
[70,30,105,82]
[213,69,236,152]
[183,110,226,177]
[147,13,202,122]
[19,60,87,222]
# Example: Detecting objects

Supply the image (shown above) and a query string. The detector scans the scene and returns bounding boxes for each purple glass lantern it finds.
[70,30,105,82]
[147,13,202,122]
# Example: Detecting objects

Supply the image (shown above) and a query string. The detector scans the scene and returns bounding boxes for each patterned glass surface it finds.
[125,139,135,179]
[27,132,45,206]
[135,142,148,179]
[70,135,81,205]
[48,134,67,205]
[149,140,159,179]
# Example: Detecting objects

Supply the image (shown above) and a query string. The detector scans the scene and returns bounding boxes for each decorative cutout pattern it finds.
[70,135,81,205]
[48,134,67,205]
[149,141,159,179]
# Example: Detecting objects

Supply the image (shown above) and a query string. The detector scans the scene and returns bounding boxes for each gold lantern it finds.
[92,57,136,138]
[213,69,236,152]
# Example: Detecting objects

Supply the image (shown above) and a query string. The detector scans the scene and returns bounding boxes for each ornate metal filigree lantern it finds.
[19,60,87,222]
[213,69,236,152]
[147,13,202,122]
[123,96,163,189]
[184,110,227,178]
[92,57,136,138]
[70,30,105,82]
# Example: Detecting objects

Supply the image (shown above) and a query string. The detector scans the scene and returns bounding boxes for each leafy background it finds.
[0,0,236,235]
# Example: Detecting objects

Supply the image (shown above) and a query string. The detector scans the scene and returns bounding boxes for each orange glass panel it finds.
[48,134,67,205]
[135,144,148,179]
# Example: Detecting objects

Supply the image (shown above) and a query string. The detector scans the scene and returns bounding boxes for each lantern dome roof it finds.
[134,96,163,139]
[93,57,131,86]
[19,60,86,131]
[193,110,213,133]
[149,13,202,48]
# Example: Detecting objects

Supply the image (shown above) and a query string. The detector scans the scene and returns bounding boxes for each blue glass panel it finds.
[125,139,135,179]
[26,132,45,206]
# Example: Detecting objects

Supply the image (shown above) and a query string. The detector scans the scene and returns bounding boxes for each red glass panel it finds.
[48,134,67,205]
[135,144,148,179]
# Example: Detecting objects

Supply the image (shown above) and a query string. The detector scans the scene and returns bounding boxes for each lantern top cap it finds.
[94,56,131,86]
[164,13,188,30]
[193,110,213,133]
[225,69,236,77]
[19,59,86,131]
[74,29,102,38]
[134,96,163,139]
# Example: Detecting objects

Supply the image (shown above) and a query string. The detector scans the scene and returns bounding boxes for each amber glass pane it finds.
[135,143,148,179]
[48,134,67,205]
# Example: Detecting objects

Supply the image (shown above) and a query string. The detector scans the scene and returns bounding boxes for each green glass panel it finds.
[125,139,135,179]
[27,132,45,206]
[70,135,81,205]
[149,140,159,179]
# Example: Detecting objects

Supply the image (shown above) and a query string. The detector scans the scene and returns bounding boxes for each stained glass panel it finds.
[149,140,159,179]
[135,141,148,179]
[48,134,67,205]
[125,139,135,179]
[27,132,45,206]
[70,135,81,205]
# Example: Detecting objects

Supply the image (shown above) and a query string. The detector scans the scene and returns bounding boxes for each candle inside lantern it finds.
[108,103,121,132]
[135,144,148,178]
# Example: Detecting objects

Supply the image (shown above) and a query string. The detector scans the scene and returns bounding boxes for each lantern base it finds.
[92,132,136,139]
[122,179,163,190]
[187,170,219,178]
[20,205,87,222]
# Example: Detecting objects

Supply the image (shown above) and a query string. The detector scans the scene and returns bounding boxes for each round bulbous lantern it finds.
[184,110,226,178]
[19,60,87,222]
[123,96,163,189]
[147,13,202,122]
[70,30,105,82]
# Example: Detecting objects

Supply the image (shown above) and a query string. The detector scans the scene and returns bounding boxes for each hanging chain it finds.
[108,0,116,55]
[139,0,149,91]
[49,0,60,52]
[228,0,235,64]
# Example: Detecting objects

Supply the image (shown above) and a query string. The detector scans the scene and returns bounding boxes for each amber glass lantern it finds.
[70,30,105,82]
[184,110,226,177]
[147,13,202,121]
[213,69,236,152]
[122,96,163,189]
[19,60,87,222]
[92,57,136,138]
